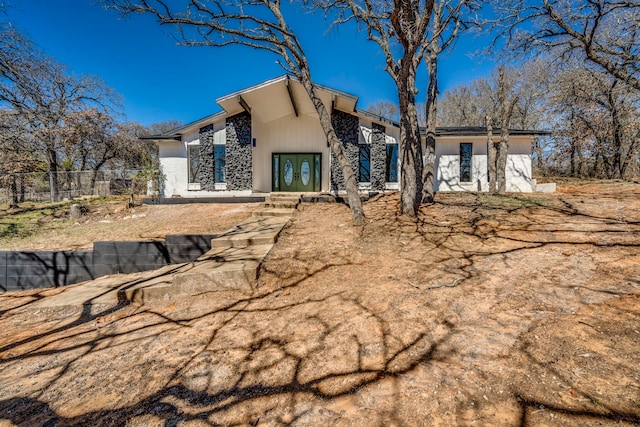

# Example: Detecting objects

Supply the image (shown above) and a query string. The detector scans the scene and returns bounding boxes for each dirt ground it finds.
[0,182,639,426]
[0,199,259,250]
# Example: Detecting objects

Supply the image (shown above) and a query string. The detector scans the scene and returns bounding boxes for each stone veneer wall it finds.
[226,112,252,191]
[330,110,360,192]
[370,123,386,191]
[199,124,216,191]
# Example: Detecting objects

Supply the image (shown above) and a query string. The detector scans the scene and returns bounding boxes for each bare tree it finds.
[0,24,120,201]
[148,119,183,136]
[323,0,440,217]
[366,100,400,122]
[493,0,640,92]
[485,115,497,192]
[111,121,160,170]
[104,0,365,223]
[0,110,40,207]
[551,65,640,179]
[61,108,123,189]
[496,67,518,193]
[423,0,477,203]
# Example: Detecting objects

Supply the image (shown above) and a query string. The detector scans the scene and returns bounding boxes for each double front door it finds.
[273,153,321,192]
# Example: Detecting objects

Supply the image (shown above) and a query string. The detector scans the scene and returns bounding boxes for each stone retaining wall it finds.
[0,234,218,292]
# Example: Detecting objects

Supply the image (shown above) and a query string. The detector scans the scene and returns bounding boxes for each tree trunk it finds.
[611,114,623,179]
[576,144,584,177]
[486,116,497,193]
[298,72,365,224]
[422,45,438,204]
[570,138,576,176]
[533,136,543,169]
[619,131,638,178]
[19,174,25,203]
[9,174,19,208]
[496,132,508,193]
[48,148,59,202]
[497,67,517,194]
[397,67,423,218]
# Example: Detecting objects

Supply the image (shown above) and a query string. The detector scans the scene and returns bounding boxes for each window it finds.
[460,143,473,183]
[188,145,200,184]
[214,144,226,183]
[359,144,370,183]
[385,144,398,182]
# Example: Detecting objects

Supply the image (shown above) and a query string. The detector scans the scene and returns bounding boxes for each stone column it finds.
[226,112,252,191]
[370,123,386,191]
[330,110,359,193]
[199,124,215,191]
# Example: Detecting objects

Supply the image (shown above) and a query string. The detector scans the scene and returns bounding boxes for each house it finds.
[145,75,545,198]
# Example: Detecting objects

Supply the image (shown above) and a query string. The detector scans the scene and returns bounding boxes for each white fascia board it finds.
[169,111,228,137]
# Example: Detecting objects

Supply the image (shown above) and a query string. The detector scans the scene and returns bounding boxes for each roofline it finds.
[355,108,399,127]
[159,111,228,137]
[433,126,552,137]
[215,74,359,106]
[140,135,181,141]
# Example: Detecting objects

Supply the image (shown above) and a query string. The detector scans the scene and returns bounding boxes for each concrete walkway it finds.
[28,196,299,310]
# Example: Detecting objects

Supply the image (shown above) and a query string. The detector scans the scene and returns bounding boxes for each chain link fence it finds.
[0,170,147,205]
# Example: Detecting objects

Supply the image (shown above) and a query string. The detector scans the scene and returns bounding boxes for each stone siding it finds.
[199,124,216,191]
[226,112,252,190]
[370,123,386,191]
[330,110,360,192]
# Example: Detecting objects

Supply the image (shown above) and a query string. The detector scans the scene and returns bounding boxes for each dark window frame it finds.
[359,144,371,183]
[187,144,201,184]
[213,144,226,184]
[460,142,473,183]
[385,143,398,183]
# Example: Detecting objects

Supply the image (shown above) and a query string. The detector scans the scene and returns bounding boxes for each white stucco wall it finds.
[158,140,188,198]
[434,136,534,192]
[157,121,230,198]
[252,113,331,192]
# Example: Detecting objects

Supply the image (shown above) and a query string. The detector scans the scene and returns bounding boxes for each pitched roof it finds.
[143,76,551,140]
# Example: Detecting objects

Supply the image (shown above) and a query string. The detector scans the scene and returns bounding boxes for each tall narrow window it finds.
[460,143,473,183]
[214,145,226,183]
[188,145,200,184]
[359,144,370,183]
[385,144,398,182]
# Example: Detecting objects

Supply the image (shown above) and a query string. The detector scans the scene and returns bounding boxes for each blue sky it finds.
[7,0,493,126]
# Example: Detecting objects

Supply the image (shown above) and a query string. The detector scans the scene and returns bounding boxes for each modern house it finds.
[145,75,545,198]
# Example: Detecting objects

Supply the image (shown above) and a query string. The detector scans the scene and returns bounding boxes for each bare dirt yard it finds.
[0,198,259,250]
[0,182,639,426]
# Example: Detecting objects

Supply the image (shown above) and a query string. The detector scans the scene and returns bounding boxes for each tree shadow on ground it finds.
[1,189,639,425]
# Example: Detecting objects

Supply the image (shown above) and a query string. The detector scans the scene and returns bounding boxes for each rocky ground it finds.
[0,182,639,426]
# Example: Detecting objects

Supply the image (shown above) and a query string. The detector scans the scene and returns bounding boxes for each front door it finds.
[273,153,321,192]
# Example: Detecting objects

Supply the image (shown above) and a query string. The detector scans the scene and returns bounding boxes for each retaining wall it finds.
[0,234,218,292]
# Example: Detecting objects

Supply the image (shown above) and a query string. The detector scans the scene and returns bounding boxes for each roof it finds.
[434,126,551,137]
[143,77,551,140]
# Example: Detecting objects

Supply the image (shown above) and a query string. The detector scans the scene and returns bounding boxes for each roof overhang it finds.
[216,75,358,124]
[139,135,181,142]
[433,126,551,137]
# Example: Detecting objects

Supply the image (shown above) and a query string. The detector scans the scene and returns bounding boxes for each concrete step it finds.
[269,192,302,197]
[264,201,298,209]
[252,208,296,218]
[172,244,273,293]
[210,216,288,248]
[266,195,301,202]
[118,244,274,303]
